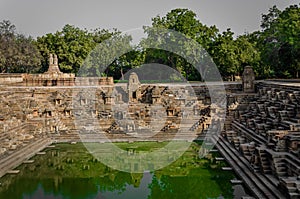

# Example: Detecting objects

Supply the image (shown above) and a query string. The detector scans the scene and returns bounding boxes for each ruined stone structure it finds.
[242,66,255,93]
[24,53,76,86]
[1,62,300,198]
[0,54,113,87]
[0,56,219,157]
[225,80,300,198]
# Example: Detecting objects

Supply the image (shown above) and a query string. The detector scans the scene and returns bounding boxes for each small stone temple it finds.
[24,54,76,86]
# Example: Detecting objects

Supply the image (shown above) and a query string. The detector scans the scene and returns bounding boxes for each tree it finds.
[112,50,145,80]
[80,33,133,78]
[36,24,117,74]
[257,5,300,78]
[142,8,262,81]
[142,8,219,81]
[209,29,239,80]
[276,5,300,77]
[243,31,274,79]
[0,20,41,73]
[234,35,260,77]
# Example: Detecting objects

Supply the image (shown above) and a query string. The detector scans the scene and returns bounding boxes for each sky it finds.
[0,0,299,38]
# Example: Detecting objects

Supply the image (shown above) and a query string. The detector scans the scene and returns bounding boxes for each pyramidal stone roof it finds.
[45,53,62,74]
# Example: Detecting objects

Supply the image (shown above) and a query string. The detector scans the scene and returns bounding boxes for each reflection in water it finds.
[101,172,152,199]
[0,142,252,199]
[23,185,64,199]
[21,173,152,199]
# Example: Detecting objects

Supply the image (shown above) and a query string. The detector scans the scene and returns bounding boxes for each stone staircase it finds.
[258,147,272,174]
[272,156,287,177]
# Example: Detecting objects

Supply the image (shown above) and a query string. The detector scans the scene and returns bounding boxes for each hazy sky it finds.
[0,0,299,38]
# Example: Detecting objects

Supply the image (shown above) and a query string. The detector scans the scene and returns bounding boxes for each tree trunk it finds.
[121,67,124,80]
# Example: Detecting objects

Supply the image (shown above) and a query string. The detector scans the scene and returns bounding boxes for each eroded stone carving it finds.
[242,66,255,93]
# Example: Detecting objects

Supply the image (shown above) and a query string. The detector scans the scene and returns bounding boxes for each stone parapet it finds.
[0,73,25,85]
[75,77,114,86]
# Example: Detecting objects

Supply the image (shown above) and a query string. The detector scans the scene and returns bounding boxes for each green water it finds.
[0,142,249,199]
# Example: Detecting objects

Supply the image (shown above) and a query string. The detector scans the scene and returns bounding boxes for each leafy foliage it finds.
[80,33,133,77]
[254,5,300,78]
[36,24,117,74]
[0,20,41,73]
[1,5,300,80]
[142,8,261,81]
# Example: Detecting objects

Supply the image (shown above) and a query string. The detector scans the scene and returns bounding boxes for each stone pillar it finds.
[128,72,140,102]
[242,66,255,93]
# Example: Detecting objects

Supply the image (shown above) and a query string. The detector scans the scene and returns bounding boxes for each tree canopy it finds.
[252,5,300,78]
[35,24,117,74]
[0,20,41,73]
[0,4,299,80]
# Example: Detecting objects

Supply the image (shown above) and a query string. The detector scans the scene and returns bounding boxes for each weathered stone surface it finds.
[1,58,300,198]
[225,80,300,198]
[242,66,255,93]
